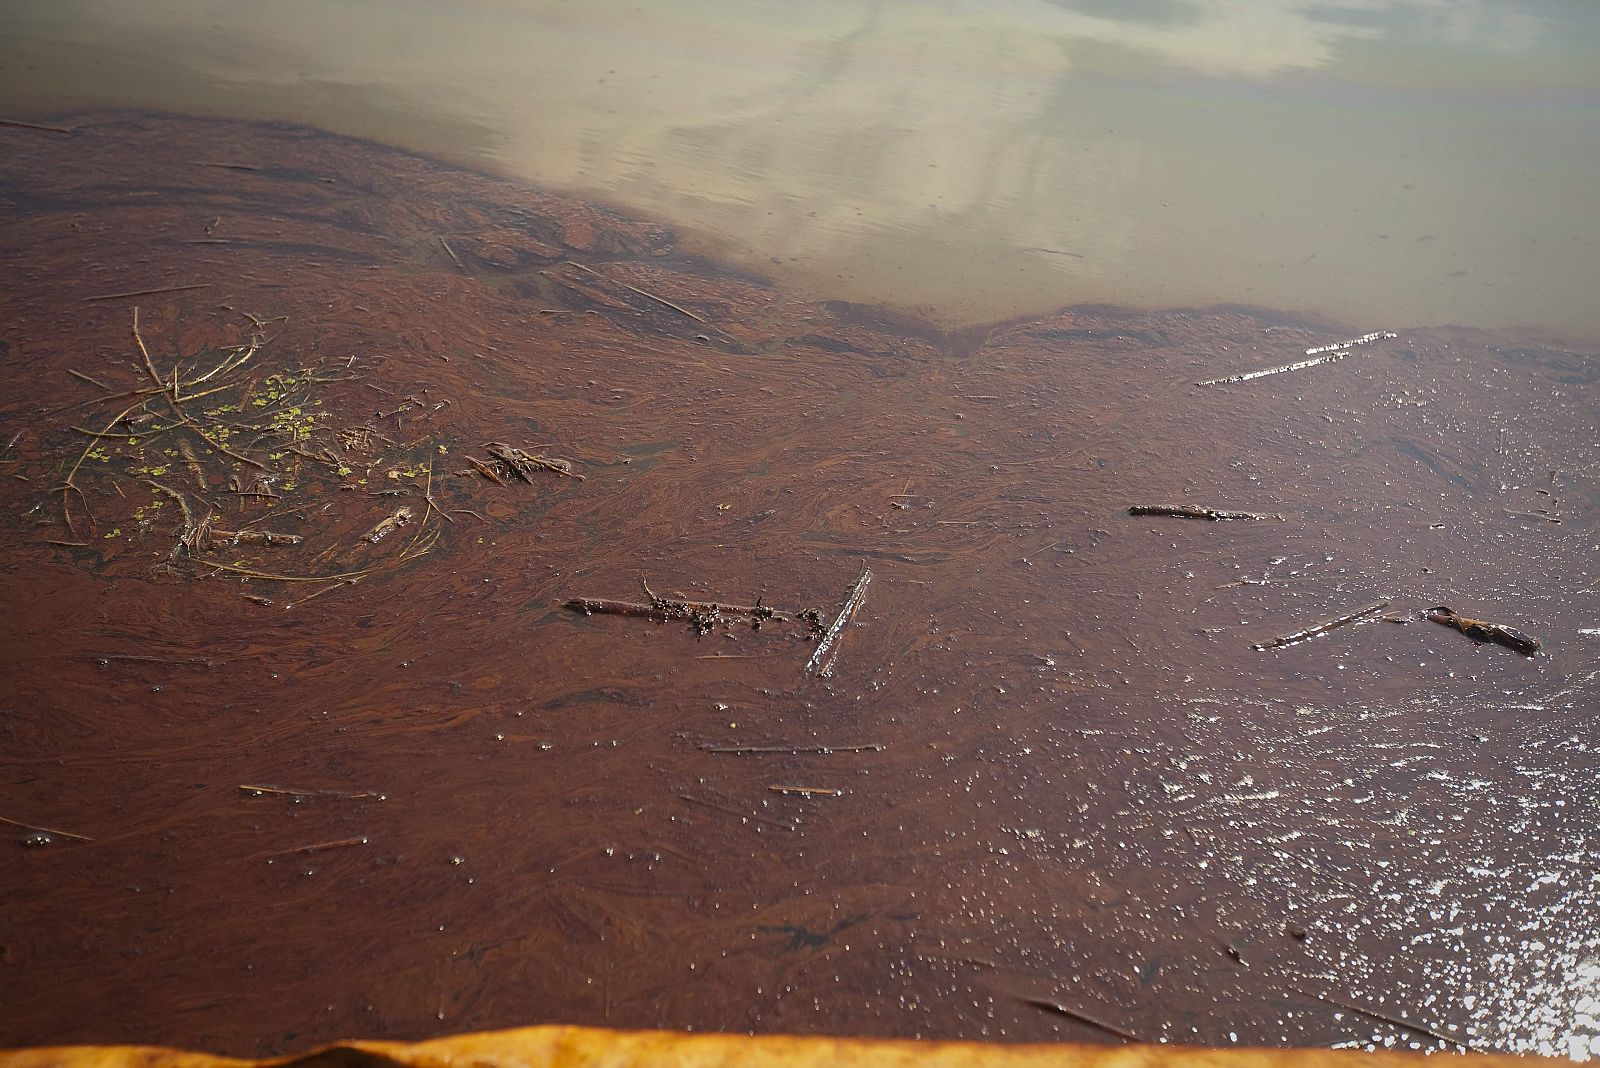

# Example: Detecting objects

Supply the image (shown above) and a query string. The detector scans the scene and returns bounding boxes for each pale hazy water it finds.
[2,0,1598,338]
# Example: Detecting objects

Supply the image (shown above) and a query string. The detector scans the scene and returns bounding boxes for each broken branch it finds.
[1425,606,1540,656]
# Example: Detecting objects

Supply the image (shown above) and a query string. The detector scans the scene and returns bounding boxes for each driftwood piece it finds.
[363,506,413,544]
[1426,605,1540,656]
[566,580,793,635]
[485,442,584,482]
[1128,504,1280,521]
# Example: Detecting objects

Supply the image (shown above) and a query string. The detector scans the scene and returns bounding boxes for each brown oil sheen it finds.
[1,115,1597,1060]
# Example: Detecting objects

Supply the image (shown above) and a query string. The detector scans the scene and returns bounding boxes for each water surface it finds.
[2,0,1598,339]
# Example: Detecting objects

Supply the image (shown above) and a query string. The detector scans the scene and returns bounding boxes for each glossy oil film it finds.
[0,3,1597,1062]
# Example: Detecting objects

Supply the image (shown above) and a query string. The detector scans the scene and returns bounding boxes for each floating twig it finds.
[208,529,303,546]
[201,561,369,583]
[567,596,670,620]
[1199,331,1396,385]
[68,368,114,391]
[178,440,207,489]
[1503,508,1559,524]
[416,458,452,526]
[59,394,155,531]
[703,743,884,755]
[1129,504,1280,521]
[1253,600,1389,651]
[83,283,211,303]
[563,260,708,324]
[768,785,844,797]
[70,417,192,440]
[1019,996,1138,1042]
[1288,986,1474,1052]
[1198,351,1345,386]
[439,236,468,273]
[805,565,872,677]
[1304,330,1397,356]
[1426,606,1540,656]
[0,117,76,133]
[466,455,505,485]
[239,784,380,799]
[0,813,93,843]
[569,581,795,635]
[287,575,364,608]
[269,836,369,857]
[678,794,795,831]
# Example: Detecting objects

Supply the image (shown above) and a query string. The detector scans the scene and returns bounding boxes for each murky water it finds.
[3,1,1600,341]
[1,114,1596,1059]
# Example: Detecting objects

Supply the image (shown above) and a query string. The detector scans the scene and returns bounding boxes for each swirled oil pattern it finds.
[0,114,1597,1060]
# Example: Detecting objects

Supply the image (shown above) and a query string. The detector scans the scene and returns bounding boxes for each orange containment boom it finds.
[0,1027,1565,1068]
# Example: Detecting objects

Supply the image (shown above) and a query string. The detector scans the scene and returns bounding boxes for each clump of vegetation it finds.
[50,310,455,606]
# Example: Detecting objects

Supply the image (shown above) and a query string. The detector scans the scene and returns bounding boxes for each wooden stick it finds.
[71,417,192,440]
[269,836,368,857]
[467,455,505,485]
[131,307,169,395]
[568,597,667,619]
[84,283,210,302]
[132,309,263,476]
[1019,996,1138,1042]
[201,560,369,583]
[239,784,379,799]
[1503,508,1560,524]
[1198,351,1345,386]
[1253,601,1388,651]
[286,576,364,608]
[0,117,76,133]
[767,785,844,797]
[192,424,267,471]
[59,394,153,531]
[563,260,708,324]
[805,565,872,677]
[1129,504,1280,521]
[439,236,468,272]
[678,794,794,831]
[703,743,884,754]
[0,813,94,842]
[1287,986,1474,1051]
[568,593,795,625]
[1304,330,1396,356]
[208,529,303,546]
[1198,331,1396,386]
[68,368,114,391]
